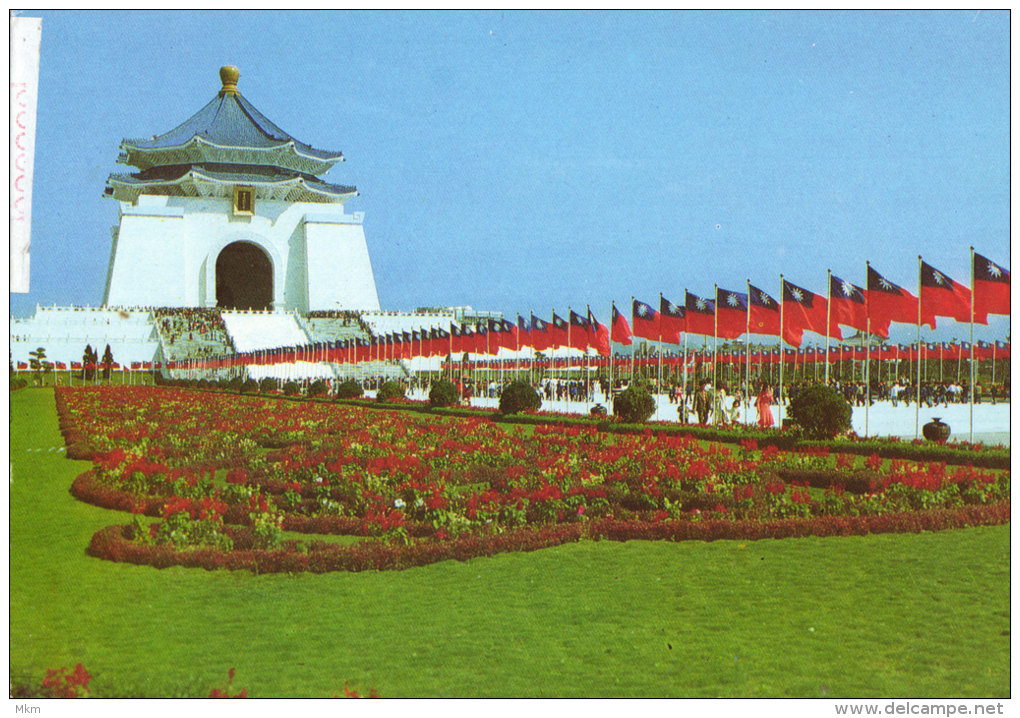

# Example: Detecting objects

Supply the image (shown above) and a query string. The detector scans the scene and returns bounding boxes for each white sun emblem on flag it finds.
[879,278,893,290]
[840,280,855,297]
[637,304,649,317]
[988,261,1002,278]
[932,271,947,286]
[695,298,706,310]
[727,293,740,307]
[667,302,678,313]
[790,287,803,302]
[758,292,771,306]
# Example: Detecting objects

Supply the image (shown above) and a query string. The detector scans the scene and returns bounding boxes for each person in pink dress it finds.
[756,383,775,429]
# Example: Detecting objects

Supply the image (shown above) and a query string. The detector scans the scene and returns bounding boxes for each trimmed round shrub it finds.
[307,379,329,397]
[428,379,460,407]
[282,380,301,396]
[227,376,244,391]
[499,381,541,415]
[240,378,259,393]
[787,384,853,439]
[334,380,364,399]
[259,377,279,393]
[590,404,608,416]
[376,380,406,403]
[614,385,656,423]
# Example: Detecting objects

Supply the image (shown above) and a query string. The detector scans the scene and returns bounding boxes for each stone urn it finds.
[922,417,951,442]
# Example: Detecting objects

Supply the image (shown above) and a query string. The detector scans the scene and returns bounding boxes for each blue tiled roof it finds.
[108,164,356,196]
[123,91,342,162]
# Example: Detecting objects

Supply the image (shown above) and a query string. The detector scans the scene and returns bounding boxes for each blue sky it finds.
[9,10,1010,342]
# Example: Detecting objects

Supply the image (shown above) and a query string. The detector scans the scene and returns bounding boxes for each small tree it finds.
[240,378,259,393]
[282,380,302,396]
[334,380,364,399]
[307,379,329,397]
[259,377,279,393]
[376,380,406,403]
[81,345,95,381]
[28,347,46,385]
[101,345,114,382]
[787,384,853,439]
[614,385,656,423]
[428,379,460,407]
[499,381,541,415]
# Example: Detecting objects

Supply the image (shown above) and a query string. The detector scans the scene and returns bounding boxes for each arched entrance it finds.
[215,241,273,310]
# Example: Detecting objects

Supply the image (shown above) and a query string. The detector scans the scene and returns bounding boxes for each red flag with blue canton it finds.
[867,264,918,336]
[659,295,685,344]
[568,310,590,350]
[611,304,633,346]
[549,312,569,348]
[632,298,660,341]
[715,287,748,340]
[782,280,835,347]
[920,260,972,328]
[530,314,551,351]
[587,307,611,356]
[829,274,869,335]
[684,291,715,336]
[972,252,1009,324]
[748,284,780,336]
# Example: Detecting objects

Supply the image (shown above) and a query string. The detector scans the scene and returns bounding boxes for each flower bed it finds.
[56,386,1010,573]
[85,503,1009,574]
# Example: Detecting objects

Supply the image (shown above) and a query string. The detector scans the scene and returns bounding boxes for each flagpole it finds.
[825,269,832,386]
[778,275,785,428]
[744,278,751,427]
[969,246,975,442]
[657,294,663,421]
[608,301,615,412]
[712,285,718,410]
[630,297,636,387]
[916,255,922,439]
[865,318,870,438]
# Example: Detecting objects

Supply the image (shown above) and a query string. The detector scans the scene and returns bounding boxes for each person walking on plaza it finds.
[694,382,712,424]
[756,382,775,429]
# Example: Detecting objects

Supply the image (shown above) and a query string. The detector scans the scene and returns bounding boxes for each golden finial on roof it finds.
[219,66,240,95]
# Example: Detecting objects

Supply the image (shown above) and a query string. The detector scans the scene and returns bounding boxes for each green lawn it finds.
[9,388,1010,697]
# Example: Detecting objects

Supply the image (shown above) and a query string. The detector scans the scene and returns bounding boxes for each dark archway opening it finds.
[216,241,273,310]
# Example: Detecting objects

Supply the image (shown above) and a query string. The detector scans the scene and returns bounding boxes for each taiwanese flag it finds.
[632,298,660,341]
[975,340,993,360]
[530,314,551,351]
[611,304,633,346]
[684,291,715,337]
[72,361,83,370]
[402,332,414,360]
[500,318,518,349]
[920,260,971,327]
[129,361,141,370]
[549,312,569,348]
[474,322,489,354]
[972,252,1009,323]
[782,280,833,347]
[748,284,780,336]
[568,310,590,350]
[587,308,611,356]
[514,315,531,349]
[867,264,918,336]
[435,327,451,357]
[994,340,1010,359]
[56,361,68,370]
[715,287,748,340]
[488,318,512,350]
[829,274,869,335]
[659,295,685,344]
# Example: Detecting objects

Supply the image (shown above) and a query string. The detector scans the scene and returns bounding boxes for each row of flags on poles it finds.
[16,251,1008,371]
[16,340,1013,373]
[626,251,1009,349]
